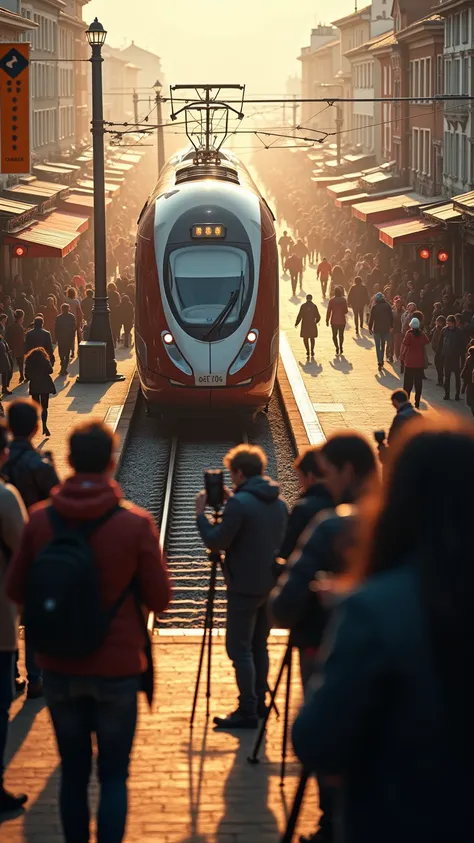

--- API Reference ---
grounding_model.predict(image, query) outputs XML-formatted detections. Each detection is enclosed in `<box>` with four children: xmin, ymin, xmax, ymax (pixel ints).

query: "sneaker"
<box><xmin>335</xmin><ymin>346</ymin><xmax>339</xmax><ymax>355</ymax></box>
<box><xmin>213</xmin><ymin>709</ymin><xmax>258</xmax><ymax>730</ymax></box>
<box><xmin>26</xmin><ymin>679</ymin><xmax>44</xmax><ymax>700</ymax></box>
<box><xmin>15</xmin><ymin>678</ymin><xmax>26</xmax><ymax>696</ymax></box>
<box><xmin>415</xmin><ymin>402</ymin><xmax>420</xmax><ymax>409</ymax></box>
<box><xmin>443</xmin><ymin>395</ymin><xmax>450</xmax><ymax>401</ymax></box>
<box><xmin>0</xmin><ymin>787</ymin><xmax>28</xmax><ymax>814</ymax></box>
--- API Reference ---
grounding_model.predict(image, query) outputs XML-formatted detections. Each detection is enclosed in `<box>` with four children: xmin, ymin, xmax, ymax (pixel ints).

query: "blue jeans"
<box><xmin>225</xmin><ymin>593</ymin><xmax>270</xmax><ymax>715</ymax></box>
<box><xmin>374</xmin><ymin>332</ymin><xmax>389</xmax><ymax>366</ymax></box>
<box><xmin>44</xmin><ymin>673</ymin><xmax>140</xmax><ymax>843</ymax></box>
<box><xmin>0</xmin><ymin>651</ymin><xmax>15</xmax><ymax>784</ymax></box>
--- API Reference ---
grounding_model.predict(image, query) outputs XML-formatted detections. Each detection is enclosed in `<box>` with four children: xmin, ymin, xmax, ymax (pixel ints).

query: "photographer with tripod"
<box><xmin>195</xmin><ymin>444</ymin><xmax>287</xmax><ymax>730</ymax></box>
<box><xmin>270</xmin><ymin>432</ymin><xmax>376</xmax><ymax>843</ymax></box>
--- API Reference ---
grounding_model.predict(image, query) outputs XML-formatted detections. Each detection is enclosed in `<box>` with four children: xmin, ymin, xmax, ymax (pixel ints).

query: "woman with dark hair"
<box><xmin>24</xmin><ymin>348</ymin><xmax>56</xmax><ymax>437</ymax></box>
<box><xmin>292</xmin><ymin>416</ymin><xmax>474</xmax><ymax>843</ymax></box>
<box><xmin>330</xmin><ymin>263</ymin><xmax>345</xmax><ymax>296</ymax></box>
<box><xmin>326</xmin><ymin>286</ymin><xmax>348</xmax><ymax>355</ymax></box>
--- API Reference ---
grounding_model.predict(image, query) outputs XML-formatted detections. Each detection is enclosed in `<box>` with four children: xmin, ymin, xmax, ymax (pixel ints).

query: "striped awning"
<box><xmin>5</xmin><ymin>210</ymin><xmax>89</xmax><ymax>258</ymax></box>
<box><xmin>376</xmin><ymin>217</ymin><xmax>441</xmax><ymax>248</ymax></box>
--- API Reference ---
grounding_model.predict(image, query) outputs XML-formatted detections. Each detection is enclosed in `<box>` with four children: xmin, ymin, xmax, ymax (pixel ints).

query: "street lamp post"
<box><xmin>154</xmin><ymin>79</ymin><xmax>165</xmax><ymax>174</ymax></box>
<box><xmin>85</xmin><ymin>18</ymin><xmax>122</xmax><ymax>381</ymax></box>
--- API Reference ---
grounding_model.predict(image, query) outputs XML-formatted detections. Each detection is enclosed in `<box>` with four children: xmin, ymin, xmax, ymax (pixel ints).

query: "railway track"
<box><xmin>117</xmin><ymin>390</ymin><xmax>299</xmax><ymax>629</ymax></box>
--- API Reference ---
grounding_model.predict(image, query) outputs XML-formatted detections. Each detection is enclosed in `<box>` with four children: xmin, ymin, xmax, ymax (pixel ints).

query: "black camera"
<box><xmin>374</xmin><ymin>430</ymin><xmax>386</xmax><ymax>445</ymax></box>
<box><xmin>204</xmin><ymin>469</ymin><xmax>224</xmax><ymax>511</ymax></box>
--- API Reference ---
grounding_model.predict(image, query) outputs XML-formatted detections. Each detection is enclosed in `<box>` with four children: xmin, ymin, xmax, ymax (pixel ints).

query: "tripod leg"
<box><xmin>280</xmin><ymin>646</ymin><xmax>293</xmax><ymax>787</ymax></box>
<box><xmin>190</xmin><ymin>615</ymin><xmax>209</xmax><ymax>728</ymax></box>
<box><xmin>206</xmin><ymin>562</ymin><xmax>217</xmax><ymax>718</ymax></box>
<box><xmin>280</xmin><ymin>771</ymin><xmax>309</xmax><ymax>843</ymax></box>
<box><xmin>248</xmin><ymin>644</ymin><xmax>290</xmax><ymax>765</ymax></box>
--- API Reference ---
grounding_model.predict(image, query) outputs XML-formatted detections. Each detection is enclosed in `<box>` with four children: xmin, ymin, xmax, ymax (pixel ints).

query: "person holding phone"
<box><xmin>195</xmin><ymin>444</ymin><xmax>288</xmax><ymax>729</ymax></box>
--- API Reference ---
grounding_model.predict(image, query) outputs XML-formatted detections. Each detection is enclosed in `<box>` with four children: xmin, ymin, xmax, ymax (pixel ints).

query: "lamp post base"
<box><xmin>77</xmin><ymin>304</ymin><xmax>125</xmax><ymax>383</ymax></box>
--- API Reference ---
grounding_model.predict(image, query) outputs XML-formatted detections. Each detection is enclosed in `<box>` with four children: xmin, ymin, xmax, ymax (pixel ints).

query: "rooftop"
<box><xmin>345</xmin><ymin>29</ymin><xmax>397</xmax><ymax>58</ymax></box>
<box><xmin>332</xmin><ymin>4</ymin><xmax>371</xmax><ymax>28</ymax></box>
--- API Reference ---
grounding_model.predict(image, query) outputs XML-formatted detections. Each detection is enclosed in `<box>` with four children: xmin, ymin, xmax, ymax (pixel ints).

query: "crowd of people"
<box><xmin>257</xmin><ymin>149</ymin><xmax>474</xmax><ymax>415</ymax></box>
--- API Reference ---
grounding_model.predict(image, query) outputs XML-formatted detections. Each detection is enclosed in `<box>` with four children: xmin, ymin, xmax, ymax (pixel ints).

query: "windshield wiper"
<box><xmin>201</xmin><ymin>272</ymin><xmax>243</xmax><ymax>341</ymax></box>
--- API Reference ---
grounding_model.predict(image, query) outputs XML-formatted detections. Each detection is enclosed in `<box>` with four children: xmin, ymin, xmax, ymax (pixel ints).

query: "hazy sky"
<box><xmin>86</xmin><ymin>0</ymin><xmax>356</xmax><ymax>94</ymax></box>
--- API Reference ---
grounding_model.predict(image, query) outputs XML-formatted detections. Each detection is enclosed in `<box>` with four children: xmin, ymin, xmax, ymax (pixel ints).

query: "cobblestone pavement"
<box><xmin>2</xmin><ymin>345</ymin><xmax>137</xmax><ymax>478</ymax></box>
<box><xmin>279</xmin><ymin>251</ymin><xmax>473</xmax><ymax>442</ymax></box>
<box><xmin>4</xmin><ymin>639</ymin><xmax>317</xmax><ymax>843</ymax></box>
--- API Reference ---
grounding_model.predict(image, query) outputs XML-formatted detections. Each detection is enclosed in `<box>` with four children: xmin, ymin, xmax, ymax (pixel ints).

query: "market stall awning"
<box><xmin>453</xmin><ymin>189</ymin><xmax>474</xmax><ymax>214</ymax></box>
<box><xmin>105</xmin><ymin>161</ymin><xmax>134</xmax><ymax>173</ymax></box>
<box><xmin>311</xmin><ymin>175</ymin><xmax>347</xmax><ymax>188</ymax></box>
<box><xmin>327</xmin><ymin>179</ymin><xmax>360</xmax><ymax>199</ymax></box>
<box><xmin>359</xmin><ymin>171</ymin><xmax>394</xmax><ymax>190</ymax></box>
<box><xmin>376</xmin><ymin>217</ymin><xmax>440</xmax><ymax>249</ymax></box>
<box><xmin>3</xmin><ymin>181</ymin><xmax>69</xmax><ymax>203</ymax></box>
<box><xmin>60</xmin><ymin>191</ymin><xmax>113</xmax><ymax>215</ymax></box>
<box><xmin>33</xmin><ymin>163</ymin><xmax>74</xmax><ymax>181</ymax></box>
<box><xmin>47</xmin><ymin>161</ymin><xmax>82</xmax><ymax>174</ymax></box>
<box><xmin>4</xmin><ymin>210</ymin><xmax>89</xmax><ymax>258</ymax></box>
<box><xmin>76</xmin><ymin>179</ymin><xmax>120</xmax><ymax>195</ymax></box>
<box><xmin>352</xmin><ymin>192</ymin><xmax>421</xmax><ymax>223</ymax></box>
<box><xmin>336</xmin><ymin>191</ymin><xmax>369</xmax><ymax>207</ymax></box>
<box><xmin>0</xmin><ymin>198</ymin><xmax>36</xmax><ymax>233</ymax></box>
<box><xmin>343</xmin><ymin>152</ymin><xmax>376</xmax><ymax>167</ymax></box>
<box><xmin>422</xmin><ymin>202</ymin><xmax>461</xmax><ymax>224</ymax></box>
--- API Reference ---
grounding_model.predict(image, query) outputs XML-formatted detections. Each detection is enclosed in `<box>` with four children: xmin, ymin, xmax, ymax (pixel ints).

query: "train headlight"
<box><xmin>161</xmin><ymin>331</ymin><xmax>193</xmax><ymax>376</ymax></box>
<box><xmin>229</xmin><ymin>329</ymin><xmax>259</xmax><ymax>376</ymax></box>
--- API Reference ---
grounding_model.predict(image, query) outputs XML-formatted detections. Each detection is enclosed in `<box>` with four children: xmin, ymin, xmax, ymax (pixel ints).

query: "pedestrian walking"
<box><xmin>24</xmin><ymin>348</ymin><xmax>56</xmax><ymax>437</ymax></box>
<box><xmin>390</xmin><ymin>297</ymin><xmax>405</xmax><ymax>362</ymax></box>
<box><xmin>6</xmin><ymin>310</ymin><xmax>25</xmax><ymax>383</ymax></box>
<box><xmin>442</xmin><ymin>315</ymin><xmax>466</xmax><ymax>401</ymax></box>
<box><xmin>292</xmin><ymin>417</ymin><xmax>474</xmax><ymax>843</ymax></box>
<box><xmin>286</xmin><ymin>253</ymin><xmax>303</xmax><ymax>297</ymax></box>
<box><xmin>369</xmin><ymin>292</ymin><xmax>394</xmax><ymax>371</ymax></box>
<box><xmin>24</xmin><ymin>316</ymin><xmax>54</xmax><ymax>365</ymax></box>
<box><xmin>81</xmin><ymin>288</ymin><xmax>94</xmax><ymax>326</ymax></box>
<box><xmin>55</xmin><ymin>304</ymin><xmax>76</xmax><ymax>376</ymax></box>
<box><xmin>430</xmin><ymin>315</ymin><xmax>447</xmax><ymax>386</ymax></box>
<box><xmin>108</xmin><ymin>282</ymin><xmax>122</xmax><ymax>346</ymax></box>
<box><xmin>196</xmin><ymin>444</ymin><xmax>288</xmax><ymax>729</ymax></box>
<box><xmin>0</xmin><ymin>337</ymin><xmax>12</xmax><ymax>398</ymax></box>
<box><xmin>307</xmin><ymin>227</ymin><xmax>318</xmax><ymax>264</ymax></box>
<box><xmin>42</xmin><ymin>296</ymin><xmax>58</xmax><ymax>342</ymax></box>
<box><xmin>317</xmin><ymin>257</ymin><xmax>332</xmax><ymax>299</ymax></box>
<box><xmin>0</xmin><ymin>421</ymin><xmax>28</xmax><ymax>815</ymax></box>
<box><xmin>347</xmin><ymin>276</ymin><xmax>369</xmax><ymax>336</ymax></box>
<box><xmin>66</xmin><ymin>288</ymin><xmax>83</xmax><ymax>355</ymax></box>
<box><xmin>295</xmin><ymin>294</ymin><xmax>321</xmax><ymax>359</ymax></box>
<box><xmin>278</xmin><ymin>445</ymin><xmax>333</xmax><ymax>563</ymax></box>
<box><xmin>17</xmin><ymin>293</ymin><xmax>34</xmax><ymax>329</ymax></box>
<box><xmin>119</xmin><ymin>295</ymin><xmax>135</xmax><ymax>348</ymax></box>
<box><xmin>326</xmin><ymin>286</ymin><xmax>348</xmax><ymax>356</ymax></box>
<box><xmin>400</xmin><ymin>318</ymin><xmax>430</xmax><ymax>409</ymax></box>
<box><xmin>279</xmin><ymin>230</ymin><xmax>293</xmax><ymax>265</ymax></box>
<box><xmin>294</xmin><ymin>238</ymin><xmax>309</xmax><ymax>274</ymax></box>
<box><xmin>6</xmin><ymin>420</ymin><xmax>171</xmax><ymax>843</ymax></box>
<box><xmin>461</xmin><ymin>344</ymin><xmax>474</xmax><ymax>415</ymax></box>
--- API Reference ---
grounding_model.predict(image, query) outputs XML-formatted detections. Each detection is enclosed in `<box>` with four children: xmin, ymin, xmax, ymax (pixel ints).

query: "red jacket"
<box><xmin>317</xmin><ymin>260</ymin><xmax>332</xmax><ymax>281</ymax></box>
<box><xmin>326</xmin><ymin>296</ymin><xmax>348</xmax><ymax>327</ymax></box>
<box><xmin>6</xmin><ymin>475</ymin><xmax>171</xmax><ymax>677</ymax></box>
<box><xmin>400</xmin><ymin>330</ymin><xmax>429</xmax><ymax>368</ymax></box>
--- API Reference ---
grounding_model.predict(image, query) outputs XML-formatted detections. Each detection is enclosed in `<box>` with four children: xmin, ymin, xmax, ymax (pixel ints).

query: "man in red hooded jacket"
<box><xmin>6</xmin><ymin>420</ymin><xmax>171</xmax><ymax>843</ymax></box>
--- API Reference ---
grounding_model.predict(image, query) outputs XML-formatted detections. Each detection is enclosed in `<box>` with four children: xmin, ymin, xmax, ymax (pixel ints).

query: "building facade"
<box><xmin>332</xmin><ymin>6</ymin><xmax>372</xmax><ymax>146</ymax></box>
<box><xmin>119</xmin><ymin>40</ymin><xmax>163</xmax><ymax>90</ymax></box>
<box><xmin>298</xmin><ymin>26</ymin><xmax>338</xmax><ymax>128</ymax></box>
<box><xmin>437</xmin><ymin>0</ymin><xmax>474</xmax><ymax>196</ymax></box>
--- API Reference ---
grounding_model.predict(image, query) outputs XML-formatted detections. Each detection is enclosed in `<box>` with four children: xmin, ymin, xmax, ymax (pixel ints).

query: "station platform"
<box><xmin>278</xmin><ymin>257</ymin><xmax>473</xmax><ymax>445</ymax></box>
<box><xmin>5</xmin><ymin>640</ymin><xmax>316</xmax><ymax>843</ymax></box>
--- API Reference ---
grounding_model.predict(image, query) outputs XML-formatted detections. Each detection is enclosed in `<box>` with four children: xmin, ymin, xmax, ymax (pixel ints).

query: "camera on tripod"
<box><xmin>204</xmin><ymin>469</ymin><xmax>224</xmax><ymax>512</ymax></box>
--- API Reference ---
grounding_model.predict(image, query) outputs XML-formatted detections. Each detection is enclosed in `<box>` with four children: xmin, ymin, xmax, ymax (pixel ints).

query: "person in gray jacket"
<box><xmin>196</xmin><ymin>444</ymin><xmax>288</xmax><ymax>729</ymax></box>
<box><xmin>0</xmin><ymin>421</ymin><xmax>28</xmax><ymax>814</ymax></box>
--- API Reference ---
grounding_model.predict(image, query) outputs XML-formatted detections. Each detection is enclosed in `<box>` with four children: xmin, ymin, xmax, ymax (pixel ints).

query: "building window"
<box><xmin>412</xmin><ymin>128</ymin><xmax>419</xmax><ymax>172</ymax></box>
<box><xmin>462</xmin><ymin>134</ymin><xmax>468</xmax><ymax>183</ymax></box>
<box><xmin>453</xmin><ymin>13</ymin><xmax>460</xmax><ymax>45</ymax></box>
<box><xmin>436</xmin><ymin>54</ymin><xmax>443</xmax><ymax>96</ymax></box>
<box><xmin>461</xmin><ymin>9</ymin><xmax>469</xmax><ymax>43</ymax></box>
<box><xmin>422</xmin><ymin>129</ymin><xmax>431</xmax><ymax>176</ymax></box>
<box><xmin>445</xmin><ymin>59</ymin><xmax>452</xmax><ymax>95</ymax></box>
<box><xmin>445</xmin><ymin>17</ymin><xmax>451</xmax><ymax>48</ymax></box>
<box><xmin>462</xmin><ymin>57</ymin><xmax>469</xmax><ymax>95</ymax></box>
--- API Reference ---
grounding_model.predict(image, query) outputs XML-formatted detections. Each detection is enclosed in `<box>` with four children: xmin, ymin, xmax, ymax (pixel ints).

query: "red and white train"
<box><xmin>135</xmin><ymin>149</ymin><xmax>279</xmax><ymax>414</ymax></box>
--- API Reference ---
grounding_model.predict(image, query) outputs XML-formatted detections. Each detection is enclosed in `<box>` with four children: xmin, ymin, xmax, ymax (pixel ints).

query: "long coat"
<box><xmin>25</xmin><ymin>351</ymin><xmax>56</xmax><ymax>396</ymax></box>
<box><xmin>5</xmin><ymin>321</ymin><xmax>25</xmax><ymax>358</ymax></box>
<box><xmin>24</xmin><ymin>326</ymin><xmax>54</xmax><ymax>365</ymax></box>
<box><xmin>295</xmin><ymin>301</ymin><xmax>321</xmax><ymax>339</ymax></box>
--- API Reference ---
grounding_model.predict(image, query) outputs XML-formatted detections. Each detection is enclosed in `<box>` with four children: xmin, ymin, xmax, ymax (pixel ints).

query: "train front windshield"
<box><xmin>167</xmin><ymin>245</ymin><xmax>253</xmax><ymax>341</ymax></box>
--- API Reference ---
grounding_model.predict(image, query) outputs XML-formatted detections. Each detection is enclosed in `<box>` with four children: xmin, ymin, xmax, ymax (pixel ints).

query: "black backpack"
<box><xmin>24</xmin><ymin>504</ymin><xmax>129</xmax><ymax>660</ymax></box>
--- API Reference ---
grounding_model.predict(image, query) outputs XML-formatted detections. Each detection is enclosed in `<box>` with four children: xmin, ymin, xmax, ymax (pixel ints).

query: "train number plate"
<box><xmin>195</xmin><ymin>374</ymin><xmax>226</xmax><ymax>386</ymax></box>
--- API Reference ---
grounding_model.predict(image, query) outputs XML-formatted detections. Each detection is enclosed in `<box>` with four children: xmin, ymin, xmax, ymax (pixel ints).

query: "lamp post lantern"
<box><xmin>154</xmin><ymin>79</ymin><xmax>165</xmax><ymax>175</ymax></box>
<box><xmin>84</xmin><ymin>18</ymin><xmax>123</xmax><ymax>381</ymax></box>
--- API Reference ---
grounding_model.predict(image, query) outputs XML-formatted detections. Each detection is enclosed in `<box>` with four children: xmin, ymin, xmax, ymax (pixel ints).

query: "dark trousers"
<box><xmin>434</xmin><ymin>351</ymin><xmax>444</xmax><ymax>384</ymax></box>
<box><xmin>225</xmin><ymin>592</ymin><xmax>270</xmax><ymax>716</ymax></box>
<box><xmin>16</xmin><ymin>356</ymin><xmax>24</xmax><ymax>379</ymax></box>
<box><xmin>290</xmin><ymin>273</ymin><xmax>298</xmax><ymax>296</ymax></box>
<box><xmin>331</xmin><ymin>325</ymin><xmax>344</xmax><ymax>351</ymax></box>
<box><xmin>1</xmin><ymin>373</ymin><xmax>9</xmax><ymax>391</ymax></box>
<box><xmin>44</xmin><ymin>673</ymin><xmax>139</xmax><ymax>843</ymax></box>
<box><xmin>374</xmin><ymin>332</ymin><xmax>389</xmax><ymax>367</ymax></box>
<box><xmin>0</xmin><ymin>651</ymin><xmax>14</xmax><ymax>786</ymax></box>
<box><xmin>58</xmin><ymin>343</ymin><xmax>73</xmax><ymax>373</ymax></box>
<box><xmin>31</xmin><ymin>393</ymin><xmax>50</xmax><ymax>430</ymax></box>
<box><xmin>352</xmin><ymin>307</ymin><xmax>365</xmax><ymax>333</ymax></box>
<box><xmin>403</xmin><ymin>366</ymin><xmax>424</xmax><ymax>406</ymax></box>
<box><xmin>444</xmin><ymin>361</ymin><xmax>461</xmax><ymax>397</ymax></box>
<box><xmin>303</xmin><ymin>337</ymin><xmax>315</xmax><ymax>356</ymax></box>
<box><xmin>320</xmin><ymin>277</ymin><xmax>328</xmax><ymax>297</ymax></box>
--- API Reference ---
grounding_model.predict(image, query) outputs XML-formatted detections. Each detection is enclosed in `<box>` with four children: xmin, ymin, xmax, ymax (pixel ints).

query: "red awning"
<box><xmin>5</xmin><ymin>210</ymin><xmax>89</xmax><ymax>258</ymax></box>
<box><xmin>352</xmin><ymin>192</ymin><xmax>421</xmax><ymax>223</ymax></box>
<box><xmin>376</xmin><ymin>217</ymin><xmax>441</xmax><ymax>248</ymax></box>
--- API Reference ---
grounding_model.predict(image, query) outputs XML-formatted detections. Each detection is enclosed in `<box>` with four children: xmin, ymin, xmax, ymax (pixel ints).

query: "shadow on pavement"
<box><xmin>299</xmin><ymin>360</ymin><xmax>323</xmax><ymax>377</ymax></box>
<box><xmin>23</xmin><ymin>767</ymin><xmax>62</xmax><ymax>842</ymax></box>
<box><xmin>352</xmin><ymin>334</ymin><xmax>373</xmax><ymax>349</ymax></box>
<box><xmin>5</xmin><ymin>697</ymin><xmax>46</xmax><ymax>770</ymax></box>
<box><xmin>330</xmin><ymin>356</ymin><xmax>353</xmax><ymax>373</ymax></box>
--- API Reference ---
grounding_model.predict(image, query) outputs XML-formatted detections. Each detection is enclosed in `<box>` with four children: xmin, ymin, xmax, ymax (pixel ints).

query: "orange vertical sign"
<box><xmin>0</xmin><ymin>42</ymin><xmax>30</xmax><ymax>175</ymax></box>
